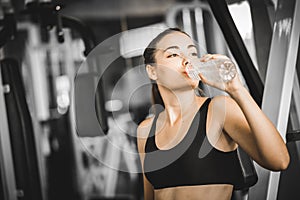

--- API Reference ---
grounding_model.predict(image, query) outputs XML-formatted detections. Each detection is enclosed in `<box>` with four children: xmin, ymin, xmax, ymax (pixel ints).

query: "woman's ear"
<box><xmin>146</xmin><ymin>64</ymin><xmax>157</xmax><ymax>80</ymax></box>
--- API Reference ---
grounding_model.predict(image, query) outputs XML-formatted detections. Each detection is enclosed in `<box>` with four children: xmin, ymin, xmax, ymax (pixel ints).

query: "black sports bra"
<box><xmin>143</xmin><ymin>98</ymin><xmax>244</xmax><ymax>190</ymax></box>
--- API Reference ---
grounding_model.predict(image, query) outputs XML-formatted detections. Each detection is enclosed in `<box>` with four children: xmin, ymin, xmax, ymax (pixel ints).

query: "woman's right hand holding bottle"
<box><xmin>195</xmin><ymin>54</ymin><xmax>243</xmax><ymax>94</ymax></box>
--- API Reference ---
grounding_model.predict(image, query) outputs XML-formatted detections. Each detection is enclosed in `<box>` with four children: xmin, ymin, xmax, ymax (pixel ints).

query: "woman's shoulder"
<box><xmin>209</xmin><ymin>95</ymin><xmax>236</xmax><ymax>109</ymax></box>
<box><xmin>138</xmin><ymin>115</ymin><xmax>155</xmax><ymax>132</ymax></box>
<box><xmin>206</xmin><ymin>95</ymin><xmax>238</xmax><ymax>122</ymax></box>
<box><xmin>136</xmin><ymin>115</ymin><xmax>155</xmax><ymax>152</ymax></box>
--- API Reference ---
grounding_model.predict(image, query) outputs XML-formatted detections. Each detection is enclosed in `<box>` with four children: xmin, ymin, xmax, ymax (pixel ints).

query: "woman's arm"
<box><xmin>222</xmin><ymin>89</ymin><xmax>289</xmax><ymax>171</ymax></box>
<box><xmin>199</xmin><ymin>54</ymin><xmax>290</xmax><ymax>171</ymax></box>
<box><xmin>137</xmin><ymin>119</ymin><xmax>155</xmax><ymax>200</ymax></box>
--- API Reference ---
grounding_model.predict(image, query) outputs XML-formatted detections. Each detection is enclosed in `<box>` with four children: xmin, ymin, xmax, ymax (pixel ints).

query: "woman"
<box><xmin>136</xmin><ymin>28</ymin><xmax>289</xmax><ymax>200</ymax></box>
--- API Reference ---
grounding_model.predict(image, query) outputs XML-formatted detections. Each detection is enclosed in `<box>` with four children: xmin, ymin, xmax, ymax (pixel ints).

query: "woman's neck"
<box><xmin>158</xmin><ymin>86</ymin><xmax>199</xmax><ymax>125</ymax></box>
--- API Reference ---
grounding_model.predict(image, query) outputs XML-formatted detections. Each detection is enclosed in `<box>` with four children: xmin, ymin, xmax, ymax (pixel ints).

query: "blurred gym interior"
<box><xmin>0</xmin><ymin>0</ymin><xmax>299</xmax><ymax>200</ymax></box>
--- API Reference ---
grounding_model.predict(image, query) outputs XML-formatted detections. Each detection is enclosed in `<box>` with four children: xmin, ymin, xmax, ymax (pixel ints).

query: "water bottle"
<box><xmin>185</xmin><ymin>58</ymin><xmax>237</xmax><ymax>83</ymax></box>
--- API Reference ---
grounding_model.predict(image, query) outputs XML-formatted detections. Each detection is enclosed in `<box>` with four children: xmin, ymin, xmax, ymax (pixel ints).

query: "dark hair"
<box><xmin>143</xmin><ymin>28</ymin><xmax>191</xmax><ymax>108</ymax></box>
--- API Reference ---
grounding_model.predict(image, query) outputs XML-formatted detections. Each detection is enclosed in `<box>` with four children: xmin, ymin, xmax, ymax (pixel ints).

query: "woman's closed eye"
<box><xmin>167</xmin><ymin>53</ymin><xmax>179</xmax><ymax>58</ymax></box>
<box><xmin>166</xmin><ymin>51</ymin><xmax>197</xmax><ymax>58</ymax></box>
<box><xmin>190</xmin><ymin>52</ymin><xmax>198</xmax><ymax>57</ymax></box>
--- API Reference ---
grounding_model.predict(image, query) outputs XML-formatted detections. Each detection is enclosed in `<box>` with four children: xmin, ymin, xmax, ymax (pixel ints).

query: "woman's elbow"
<box><xmin>278</xmin><ymin>154</ymin><xmax>290</xmax><ymax>170</ymax></box>
<box><xmin>270</xmin><ymin>153</ymin><xmax>290</xmax><ymax>171</ymax></box>
<box><xmin>259</xmin><ymin>150</ymin><xmax>290</xmax><ymax>171</ymax></box>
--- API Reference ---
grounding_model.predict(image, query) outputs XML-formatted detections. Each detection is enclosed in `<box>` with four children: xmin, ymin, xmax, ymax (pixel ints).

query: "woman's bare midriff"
<box><xmin>154</xmin><ymin>184</ymin><xmax>234</xmax><ymax>200</ymax></box>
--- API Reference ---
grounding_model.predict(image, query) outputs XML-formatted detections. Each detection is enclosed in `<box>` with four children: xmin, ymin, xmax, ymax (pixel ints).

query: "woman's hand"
<box><xmin>198</xmin><ymin>54</ymin><xmax>244</xmax><ymax>95</ymax></box>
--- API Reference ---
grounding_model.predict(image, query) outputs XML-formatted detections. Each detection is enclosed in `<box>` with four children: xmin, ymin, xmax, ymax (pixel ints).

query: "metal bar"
<box><xmin>17</xmin><ymin>22</ymin><xmax>48</xmax><ymax>200</ymax></box>
<box><xmin>165</xmin><ymin>2</ymin><xmax>210</xmax><ymax>28</ymax></box>
<box><xmin>194</xmin><ymin>7</ymin><xmax>207</xmax><ymax>56</ymax></box>
<box><xmin>182</xmin><ymin>8</ymin><xmax>194</xmax><ymax>39</ymax></box>
<box><xmin>0</xmin><ymin>65</ymin><xmax>17</xmax><ymax>200</ymax></box>
<box><xmin>1</xmin><ymin>58</ymin><xmax>44</xmax><ymax>200</ymax></box>
<box><xmin>23</xmin><ymin>23</ymin><xmax>50</xmax><ymax>121</ymax></box>
<box><xmin>249</xmin><ymin>0</ymin><xmax>300</xmax><ymax>199</ymax></box>
<box><xmin>63</xmin><ymin>28</ymin><xmax>86</xmax><ymax>198</ymax></box>
<box><xmin>104</xmin><ymin>135</ymin><xmax>121</xmax><ymax>197</ymax></box>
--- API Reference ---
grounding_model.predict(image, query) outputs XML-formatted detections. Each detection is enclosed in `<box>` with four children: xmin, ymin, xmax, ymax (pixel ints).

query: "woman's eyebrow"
<box><xmin>163</xmin><ymin>46</ymin><xmax>179</xmax><ymax>52</ymax></box>
<box><xmin>188</xmin><ymin>44</ymin><xmax>197</xmax><ymax>49</ymax></box>
<box><xmin>163</xmin><ymin>44</ymin><xmax>197</xmax><ymax>52</ymax></box>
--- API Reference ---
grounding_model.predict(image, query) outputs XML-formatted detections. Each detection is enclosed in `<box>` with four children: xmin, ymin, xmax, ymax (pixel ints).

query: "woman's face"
<box><xmin>151</xmin><ymin>31</ymin><xmax>199</xmax><ymax>90</ymax></box>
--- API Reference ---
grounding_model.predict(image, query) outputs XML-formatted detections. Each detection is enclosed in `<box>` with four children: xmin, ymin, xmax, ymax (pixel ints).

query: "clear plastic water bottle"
<box><xmin>185</xmin><ymin>58</ymin><xmax>237</xmax><ymax>83</ymax></box>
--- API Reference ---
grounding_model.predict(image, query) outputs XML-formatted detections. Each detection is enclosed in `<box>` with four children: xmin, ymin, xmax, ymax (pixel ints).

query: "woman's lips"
<box><xmin>183</xmin><ymin>71</ymin><xmax>190</xmax><ymax>77</ymax></box>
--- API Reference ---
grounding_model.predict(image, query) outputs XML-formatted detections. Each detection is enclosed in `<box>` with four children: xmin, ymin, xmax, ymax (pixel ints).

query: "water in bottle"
<box><xmin>185</xmin><ymin>58</ymin><xmax>237</xmax><ymax>83</ymax></box>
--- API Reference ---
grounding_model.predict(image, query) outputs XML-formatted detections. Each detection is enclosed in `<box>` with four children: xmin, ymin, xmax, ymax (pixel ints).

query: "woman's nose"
<box><xmin>182</xmin><ymin>56</ymin><xmax>190</xmax><ymax>67</ymax></box>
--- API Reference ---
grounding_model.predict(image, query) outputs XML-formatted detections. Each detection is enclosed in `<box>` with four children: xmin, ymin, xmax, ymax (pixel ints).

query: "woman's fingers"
<box><xmin>198</xmin><ymin>53</ymin><xmax>240</xmax><ymax>92</ymax></box>
<box><xmin>200</xmin><ymin>54</ymin><xmax>230</xmax><ymax>62</ymax></box>
<box><xmin>200</xmin><ymin>54</ymin><xmax>213</xmax><ymax>62</ymax></box>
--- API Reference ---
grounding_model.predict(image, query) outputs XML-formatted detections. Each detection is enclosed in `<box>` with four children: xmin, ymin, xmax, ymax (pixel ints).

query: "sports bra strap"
<box><xmin>145</xmin><ymin>98</ymin><xmax>211</xmax><ymax>153</ymax></box>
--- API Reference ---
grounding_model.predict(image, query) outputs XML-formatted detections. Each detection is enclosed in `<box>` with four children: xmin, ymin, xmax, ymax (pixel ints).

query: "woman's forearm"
<box><xmin>229</xmin><ymin>86</ymin><xmax>290</xmax><ymax>170</ymax></box>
